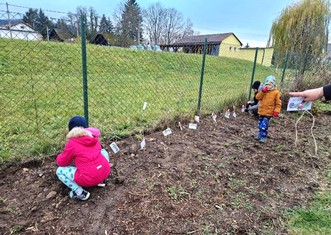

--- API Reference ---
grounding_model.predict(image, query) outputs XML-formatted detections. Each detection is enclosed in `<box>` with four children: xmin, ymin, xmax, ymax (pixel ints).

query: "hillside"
<box><xmin>0</xmin><ymin>38</ymin><xmax>276</xmax><ymax>161</ymax></box>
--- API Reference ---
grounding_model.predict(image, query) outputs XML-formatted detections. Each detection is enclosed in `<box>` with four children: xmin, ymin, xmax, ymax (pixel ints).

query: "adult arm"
<box><xmin>289</xmin><ymin>87</ymin><xmax>324</xmax><ymax>101</ymax></box>
<box><xmin>323</xmin><ymin>84</ymin><xmax>331</xmax><ymax>100</ymax></box>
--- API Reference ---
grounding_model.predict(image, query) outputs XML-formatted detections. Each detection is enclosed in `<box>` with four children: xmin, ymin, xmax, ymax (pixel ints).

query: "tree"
<box><xmin>65</xmin><ymin>12</ymin><xmax>79</xmax><ymax>37</ymax></box>
<box><xmin>163</xmin><ymin>8</ymin><xmax>185</xmax><ymax>45</ymax></box>
<box><xmin>99</xmin><ymin>14</ymin><xmax>114</xmax><ymax>34</ymax></box>
<box><xmin>117</xmin><ymin>0</ymin><xmax>143</xmax><ymax>47</ymax></box>
<box><xmin>177</xmin><ymin>18</ymin><xmax>194</xmax><ymax>42</ymax></box>
<box><xmin>22</xmin><ymin>8</ymin><xmax>38</xmax><ymax>28</ymax></box>
<box><xmin>143</xmin><ymin>2</ymin><xmax>167</xmax><ymax>45</ymax></box>
<box><xmin>88</xmin><ymin>7</ymin><xmax>99</xmax><ymax>38</ymax></box>
<box><xmin>55</xmin><ymin>18</ymin><xmax>70</xmax><ymax>31</ymax></box>
<box><xmin>268</xmin><ymin>0</ymin><xmax>330</xmax><ymax>75</ymax></box>
<box><xmin>143</xmin><ymin>2</ymin><xmax>194</xmax><ymax>45</ymax></box>
<box><xmin>23</xmin><ymin>8</ymin><xmax>53</xmax><ymax>39</ymax></box>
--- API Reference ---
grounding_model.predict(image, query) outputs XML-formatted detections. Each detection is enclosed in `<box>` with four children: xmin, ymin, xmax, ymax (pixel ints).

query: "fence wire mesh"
<box><xmin>1</xmin><ymin>5</ymin><xmax>292</xmax><ymax>161</ymax></box>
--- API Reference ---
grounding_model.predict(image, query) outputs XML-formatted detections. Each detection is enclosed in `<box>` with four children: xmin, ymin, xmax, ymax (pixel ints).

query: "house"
<box><xmin>163</xmin><ymin>32</ymin><xmax>274</xmax><ymax>66</ymax></box>
<box><xmin>239</xmin><ymin>47</ymin><xmax>274</xmax><ymax>67</ymax></box>
<box><xmin>91</xmin><ymin>34</ymin><xmax>110</xmax><ymax>46</ymax></box>
<box><xmin>0</xmin><ymin>22</ymin><xmax>42</xmax><ymax>41</ymax></box>
<box><xmin>49</xmin><ymin>28</ymin><xmax>75</xmax><ymax>42</ymax></box>
<box><xmin>165</xmin><ymin>33</ymin><xmax>242</xmax><ymax>56</ymax></box>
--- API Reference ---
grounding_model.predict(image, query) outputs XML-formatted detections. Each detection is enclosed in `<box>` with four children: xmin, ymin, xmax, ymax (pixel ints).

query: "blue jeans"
<box><xmin>258</xmin><ymin>116</ymin><xmax>271</xmax><ymax>138</ymax></box>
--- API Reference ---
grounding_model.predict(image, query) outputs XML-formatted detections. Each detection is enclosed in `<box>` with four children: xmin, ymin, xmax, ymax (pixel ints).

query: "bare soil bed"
<box><xmin>1</xmin><ymin>111</ymin><xmax>331</xmax><ymax>235</ymax></box>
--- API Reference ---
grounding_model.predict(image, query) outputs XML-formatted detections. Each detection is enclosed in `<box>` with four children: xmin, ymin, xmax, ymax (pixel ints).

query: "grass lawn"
<box><xmin>0</xmin><ymin>38</ymin><xmax>274</xmax><ymax>161</ymax></box>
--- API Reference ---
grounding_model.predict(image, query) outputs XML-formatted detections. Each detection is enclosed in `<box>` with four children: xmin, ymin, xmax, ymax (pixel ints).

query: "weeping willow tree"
<box><xmin>268</xmin><ymin>0</ymin><xmax>331</xmax><ymax>77</ymax></box>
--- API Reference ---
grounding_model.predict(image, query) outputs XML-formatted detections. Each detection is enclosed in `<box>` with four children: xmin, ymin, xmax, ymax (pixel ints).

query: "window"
<box><xmin>229</xmin><ymin>46</ymin><xmax>232</xmax><ymax>51</ymax></box>
<box><xmin>20</xmin><ymin>25</ymin><xmax>25</xmax><ymax>29</ymax></box>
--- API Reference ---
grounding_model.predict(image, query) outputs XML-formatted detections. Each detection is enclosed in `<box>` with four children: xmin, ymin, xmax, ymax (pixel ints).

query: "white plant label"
<box><xmin>163</xmin><ymin>128</ymin><xmax>172</xmax><ymax>136</ymax></box>
<box><xmin>225</xmin><ymin>109</ymin><xmax>230</xmax><ymax>119</ymax></box>
<box><xmin>211</xmin><ymin>112</ymin><xmax>217</xmax><ymax>122</ymax></box>
<box><xmin>142</xmin><ymin>102</ymin><xmax>148</xmax><ymax>110</ymax></box>
<box><xmin>233</xmin><ymin>111</ymin><xmax>237</xmax><ymax>118</ymax></box>
<box><xmin>110</xmin><ymin>142</ymin><xmax>120</xmax><ymax>154</ymax></box>
<box><xmin>178</xmin><ymin>122</ymin><xmax>183</xmax><ymax>130</ymax></box>
<box><xmin>140</xmin><ymin>138</ymin><xmax>146</xmax><ymax>150</ymax></box>
<box><xmin>194</xmin><ymin>115</ymin><xmax>200</xmax><ymax>123</ymax></box>
<box><xmin>188</xmin><ymin>123</ymin><xmax>197</xmax><ymax>129</ymax></box>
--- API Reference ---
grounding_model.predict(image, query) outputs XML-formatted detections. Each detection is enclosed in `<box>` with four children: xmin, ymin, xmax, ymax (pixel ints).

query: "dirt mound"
<box><xmin>1</xmin><ymin>111</ymin><xmax>330</xmax><ymax>234</ymax></box>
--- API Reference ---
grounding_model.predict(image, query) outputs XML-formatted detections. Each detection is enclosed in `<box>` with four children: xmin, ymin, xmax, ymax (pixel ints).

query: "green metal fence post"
<box><xmin>81</xmin><ymin>15</ymin><xmax>89</xmax><ymax>126</ymax></box>
<box><xmin>248</xmin><ymin>47</ymin><xmax>259</xmax><ymax>100</ymax></box>
<box><xmin>281</xmin><ymin>51</ymin><xmax>289</xmax><ymax>84</ymax></box>
<box><xmin>196</xmin><ymin>38</ymin><xmax>207</xmax><ymax>115</ymax></box>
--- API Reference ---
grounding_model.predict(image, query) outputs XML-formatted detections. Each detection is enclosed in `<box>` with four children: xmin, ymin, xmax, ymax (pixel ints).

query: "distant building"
<box><xmin>0</xmin><ymin>22</ymin><xmax>42</xmax><ymax>41</ymax></box>
<box><xmin>49</xmin><ymin>28</ymin><xmax>75</xmax><ymax>42</ymax></box>
<box><xmin>165</xmin><ymin>33</ymin><xmax>242</xmax><ymax>56</ymax></box>
<box><xmin>91</xmin><ymin>34</ymin><xmax>110</xmax><ymax>46</ymax></box>
<box><xmin>162</xmin><ymin>32</ymin><xmax>274</xmax><ymax>66</ymax></box>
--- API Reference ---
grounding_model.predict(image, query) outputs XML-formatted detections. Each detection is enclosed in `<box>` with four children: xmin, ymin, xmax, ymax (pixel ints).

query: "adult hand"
<box><xmin>289</xmin><ymin>87</ymin><xmax>323</xmax><ymax>101</ymax></box>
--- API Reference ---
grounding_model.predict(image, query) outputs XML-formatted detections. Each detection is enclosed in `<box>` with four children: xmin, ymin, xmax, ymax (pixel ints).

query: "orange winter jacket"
<box><xmin>255</xmin><ymin>88</ymin><xmax>282</xmax><ymax>117</ymax></box>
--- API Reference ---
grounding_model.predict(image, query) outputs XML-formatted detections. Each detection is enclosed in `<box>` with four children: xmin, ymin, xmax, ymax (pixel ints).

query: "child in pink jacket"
<box><xmin>56</xmin><ymin>116</ymin><xmax>111</xmax><ymax>201</ymax></box>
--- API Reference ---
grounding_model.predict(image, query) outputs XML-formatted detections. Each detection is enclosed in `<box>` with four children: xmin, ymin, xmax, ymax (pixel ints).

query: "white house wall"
<box><xmin>0</xmin><ymin>28</ymin><xmax>42</xmax><ymax>40</ymax></box>
<box><xmin>0</xmin><ymin>23</ymin><xmax>42</xmax><ymax>41</ymax></box>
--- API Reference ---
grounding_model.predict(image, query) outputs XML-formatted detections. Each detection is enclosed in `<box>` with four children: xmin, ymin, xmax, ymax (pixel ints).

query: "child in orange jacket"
<box><xmin>255</xmin><ymin>76</ymin><xmax>282</xmax><ymax>143</ymax></box>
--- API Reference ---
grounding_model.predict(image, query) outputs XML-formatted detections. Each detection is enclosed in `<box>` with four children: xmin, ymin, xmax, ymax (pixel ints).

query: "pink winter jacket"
<box><xmin>56</xmin><ymin>127</ymin><xmax>111</xmax><ymax>187</ymax></box>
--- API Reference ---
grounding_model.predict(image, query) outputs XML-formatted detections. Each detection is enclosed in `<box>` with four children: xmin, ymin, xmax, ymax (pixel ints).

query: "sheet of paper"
<box><xmin>287</xmin><ymin>97</ymin><xmax>312</xmax><ymax>111</ymax></box>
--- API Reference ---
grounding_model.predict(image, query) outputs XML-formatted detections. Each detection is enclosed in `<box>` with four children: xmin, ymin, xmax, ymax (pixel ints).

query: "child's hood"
<box><xmin>85</xmin><ymin>127</ymin><xmax>100</xmax><ymax>138</ymax></box>
<box><xmin>66</xmin><ymin>127</ymin><xmax>98</xmax><ymax>146</ymax></box>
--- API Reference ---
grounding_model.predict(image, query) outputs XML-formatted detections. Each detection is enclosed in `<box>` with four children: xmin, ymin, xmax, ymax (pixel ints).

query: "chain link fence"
<box><xmin>0</xmin><ymin>5</ymin><xmax>297</xmax><ymax>162</ymax></box>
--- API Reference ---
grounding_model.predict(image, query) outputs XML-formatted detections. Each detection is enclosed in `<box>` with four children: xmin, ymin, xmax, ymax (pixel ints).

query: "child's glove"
<box><xmin>273</xmin><ymin>112</ymin><xmax>279</xmax><ymax>117</ymax></box>
<box><xmin>262</xmin><ymin>86</ymin><xmax>269</xmax><ymax>92</ymax></box>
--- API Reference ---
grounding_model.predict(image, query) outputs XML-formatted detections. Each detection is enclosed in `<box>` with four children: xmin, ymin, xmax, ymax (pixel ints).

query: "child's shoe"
<box><xmin>68</xmin><ymin>189</ymin><xmax>90</xmax><ymax>201</ymax></box>
<box><xmin>260</xmin><ymin>137</ymin><xmax>267</xmax><ymax>143</ymax></box>
<box><xmin>97</xmin><ymin>180</ymin><xmax>107</xmax><ymax>188</ymax></box>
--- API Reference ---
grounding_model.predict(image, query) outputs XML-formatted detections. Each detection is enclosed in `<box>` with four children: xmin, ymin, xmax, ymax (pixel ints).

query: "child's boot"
<box><xmin>68</xmin><ymin>189</ymin><xmax>90</xmax><ymax>201</ymax></box>
<box><xmin>260</xmin><ymin>137</ymin><xmax>267</xmax><ymax>143</ymax></box>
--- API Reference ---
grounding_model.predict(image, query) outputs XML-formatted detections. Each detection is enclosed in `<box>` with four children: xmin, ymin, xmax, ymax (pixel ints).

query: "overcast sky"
<box><xmin>1</xmin><ymin>0</ymin><xmax>299</xmax><ymax>47</ymax></box>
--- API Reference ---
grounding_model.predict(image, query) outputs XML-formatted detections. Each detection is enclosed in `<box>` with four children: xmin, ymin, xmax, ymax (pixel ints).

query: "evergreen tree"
<box><xmin>118</xmin><ymin>0</ymin><xmax>143</xmax><ymax>47</ymax></box>
<box><xmin>37</xmin><ymin>9</ymin><xmax>52</xmax><ymax>39</ymax></box>
<box><xmin>99</xmin><ymin>14</ymin><xmax>113</xmax><ymax>33</ymax></box>
<box><xmin>23</xmin><ymin>8</ymin><xmax>52</xmax><ymax>39</ymax></box>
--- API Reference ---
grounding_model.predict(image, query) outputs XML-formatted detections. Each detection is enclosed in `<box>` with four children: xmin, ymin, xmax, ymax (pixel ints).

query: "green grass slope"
<box><xmin>0</xmin><ymin>38</ymin><xmax>274</xmax><ymax>161</ymax></box>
